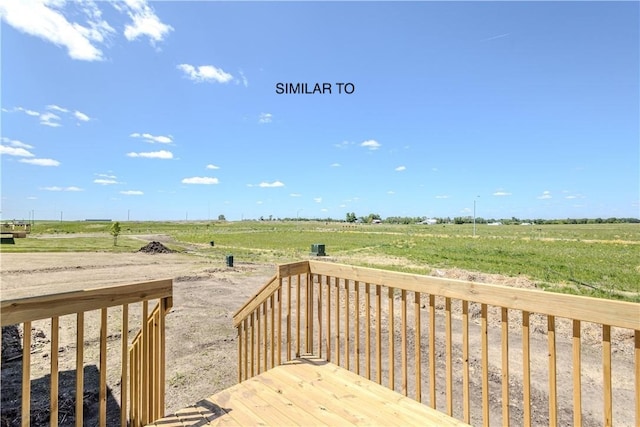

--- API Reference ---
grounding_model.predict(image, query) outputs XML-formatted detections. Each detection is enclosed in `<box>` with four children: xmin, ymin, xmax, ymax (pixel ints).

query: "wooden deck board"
<box><xmin>149</xmin><ymin>357</ymin><xmax>469</xmax><ymax>426</ymax></box>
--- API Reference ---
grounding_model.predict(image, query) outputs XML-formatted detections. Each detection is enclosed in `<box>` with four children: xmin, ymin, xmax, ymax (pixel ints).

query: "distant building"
<box><xmin>488</xmin><ymin>221</ymin><xmax>503</xmax><ymax>226</ymax></box>
<box><xmin>420</xmin><ymin>219</ymin><xmax>437</xmax><ymax>225</ymax></box>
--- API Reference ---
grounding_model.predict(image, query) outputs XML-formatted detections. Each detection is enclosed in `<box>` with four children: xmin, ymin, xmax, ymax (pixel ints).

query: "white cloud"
<box><xmin>6</xmin><ymin>105</ymin><xmax>93</xmax><ymax>126</ymax></box>
<box><xmin>238</xmin><ymin>70</ymin><xmax>249</xmax><ymax>87</ymax></box>
<box><xmin>0</xmin><ymin>145</ymin><xmax>35</xmax><ymax>157</ymax></box>
<box><xmin>0</xmin><ymin>0</ymin><xmax>114</xmax><ymax>61</ymax></box>
<box><xmin>20</xmin><ymin>158</ymin><xmax>60</xmax><ymax>166</ymax></box>
<box><xmin>130</xmin><ymin>132</ymin><xmax>172</xmax><ymax>144</ymax></box>
<box><xmin>1</xmin><ymin>138</ymin><xmax>34</xmax><ymax>149</ymax></box>
<box><xmin>493</xmin><ymin>190</ymin><xmax>512</xmax><ymax>196</ymax></box>
<box><xmin>0</xmin><ymin>1</ymin><xmax>171</xmax><ymax>61</ymax></box>
<box><xmin>41</xmin><ymin>186</ymin><xmax>82</xmax><ymax>191</ymax></box>
<box><xmin>290</xmin><ymin>193</ymin><xmax>302</xmax><ymax>197</ymax></box>
<box><xmin>181</xmin><ymin>177</ymin><xmax>219</xmax><ymax>185</ymax></box>
<box><xmin>74</xmin><ymin>110</ymin><xmax>90</xmax><ymax>122</ymax></box>
<box><xmin>314</xmin><ymin>197</ymin><xmax>322</xmax><ymax>203</ymax></box>
<box><xmin>537</xmin><ymin>191</ymin><xmax>552</xmax><ymax>200</ymax></box>
<box><xmin>334</xmin><ymin>141</ymin><xmax>353</xmax><ymax>149</ymax></box>
<box><xmin>395</xmin><ymin>166</ymin><xmax>406</xmax><ymax>171</ymax></box>
<box><xmin>121</xmin><ymin>0</ymin><xmax>173</xmax><ymax>45</ymax></box>
<box><xmin>96</xmin><ymin>173</ymin><xmax>117</xmax><ymax>179</ymax></box>
<box><xmin>177</xmin><ymin>64</ymin><xmax>233</xmax><ymax>83</ymax></box>
<box><xmin>93</xmin><ymin>178</ymin><xmax>119</xmax><ymax>185</ymax></box>
<box><xmin>330</xmin><ymin>163</ymin><xmax>341</xmax><ymax>167</ymax></box>
<box><xmin>361</xmin><ymin>139</ymin><xmax>381</xmax><ymax>150</ymax></box>
<box><xmin>126</xmin><ymin>150</ymin><xmax>173</xmax><ymax>159</ymax></box>
<box><xmin>435</xmin><ymin>195</ymin><xmax>450</xmax><ymax>199</ymax></box>
<box><xmin>47</xmin><ymin>104</ymin><xmax>68</xmax><ymax>113</ymax></box>
<box><xmin>387</xmin><ymin>191</ymin><xmax>395</xmax><ymax>195</ymax></box>
<box><xmin>258</xmin><ymin>112</ymin><xmax>272</xmax><ymax>124</ymax></box>
<box><xmin>206</xmin><ymin>164</ymin><xmax>220</xmax><ymax>170</ymax></box>
<box><xmin>120</xmin><ymin>190</ymin><xmax>144</xmax><ymax>196</ymax></box>
<box><xmin>3</xmin><ymin>107</ymin><xmax>40</xmax><ymax>117</ymax></box>
<box><xmin>40</xmin><ymin>112</ymin><xmax>61</xmax><ymax>127</ymax></box>
<box><xmin>20</xmin><ymin>107</ymin><xmax>40</xmax><ymax>117</ymax></box>
<box><xmin>258</xmin><ymin>181</ymin><xmax>285</xmax><ymax>188</ymax></box>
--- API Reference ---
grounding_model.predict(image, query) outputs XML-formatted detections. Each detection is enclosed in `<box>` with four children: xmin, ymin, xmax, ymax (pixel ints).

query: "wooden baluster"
<box><xmin>99</xmin><ymin>308</ymin><xmax>108</xmax><ymax>427</ymax></box>
<box><xmin>307</xmin><ymin>274</ymin><xmax>312</xmax><ymax>355</ymax></box>
<box><xmin>237</xmin><ymin>323</ymin><xmax>243</xmax><ymax>383</ymax></box>
<box><xmin>336</xmin><ymin>278</ymin><xmax>340</xmax><ymax>366</ymax></box>
<box><xmin>414</xmin><ymin>292</ymin><xmax>421</xmax><ymax>403</ymax></box>
<box><xmin>326</xmin><ymin>276</ymin><xmax>331</xmax><ymax>362</ymax></box>
<box><xmin>23</xmin><ymin>321</ymin><xmax>32</xmax><ymax>427</ymax></box>
<box><xmin>317</xmin><ymin>275</ymin><xmax>322</xmax><ymax>360</ymax></box>
<box><xmin>481</xmin><ymin>304</ymin><xmax>489</xmax><ymax>426</ymax></box>
<box><xmin>270</xmin><ymin>294</ymin><xmax>275</xmax><ymax>369</ymax></box>
<box><xmin>250</xmin><ymin>312</ymin><xmax>255</xmax><ymax>378</ymax></box>
<box><xmin>262</xmin><ymin>301</ymin><xmax>268</xmax><ymax>372</ymax></box>
<box><xmin>572</xmin><ymin>320</ymin><xmax>582</xmax><ymax>427</ymax></box>
<box><xmin>548</xmin><ymin>315</ymin><xmax>557</xmax><ymax>426</ymax></box>
<box><xmin>462</xmin><ymin>301</ymin><xmax>470</xmax><ymax>423</ymax></box>
<box><xmin>76</xmin><ymin>312</ymin><xmax>85</xmax><ymax>427</ymax></box>
<box><xmin>388</xmin><ymin>287</ymin><xmax>394</xmax><ymax>391</ymax></box>
<box><xmin>345</xmin><ymin>279</ymin><xmax>350</xmax><ymax>371</ymax></box>
<box><xmin>51</xmin><ymin>317</ymin><xmax>60</xmax><ymax>427</ymax></box>
<box><xmin>376</xmin><ymin>285</ymin><xmax>382</xmax><ymax>385</ymax></box>
<box><xmin>277</xmin><ymin>286</ymin><xmax>282</xmax><ymax>366</ymax></box>
<box><xmin>287</xmin><ymin>276</ymin><xmax>292</xmax><ymax>361</ymax></box>
<box><xmin>445</xmin><ymin>297</ymin><xmax>452</xmax><ymax>415</ymax></box>
<box><xmin>243</xmin><ymin>318</ymin><xmax>249</xmax><ymax>380</ymax></box>
<box><xmin>296</xmin><ymin>274</ymin><xmax>301</xmax><ymax>357</ymax></box>
<box><xmin>366</xmin><ymin>283</ymin><xmax>371</xmax><ymax>381</ymax></box>
<box><xmin>501</xmin><ymin>307</ymin><xmax>510</xmax><ymax>425</ymax></box>
<box><xmin>603</xmin><ymin>324</ymin><xmax>612</xmax><ymax>426</ymax></box>
<box><xmin>429</xmin><ymin>295</ymin><xmax>436</xmax><ymax>408</ymax></box>
<box><xmin>256</xmin><ymin>306</ymin><xmax>261</xmax><ymax>374</ymax></box>
<box><xmin>355</xmin><ymin>281</ymin><xmax>360</xmax><ymax>376</ymax></box>
<box><xmin>401</xmin><ymin>289</ymin><xmax>407</xmax><ymax>397</ymax></box>
<box><xmin>522</xmin><ymin>311</ymin><xmax>531</xmax><ymax>427</ymax></box>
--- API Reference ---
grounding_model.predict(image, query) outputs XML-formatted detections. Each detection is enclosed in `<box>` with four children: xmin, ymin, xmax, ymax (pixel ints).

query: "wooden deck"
<box><xmin>149</xmin><ymin>357</ymin><xmax>468</xmax><ymax>426</ymax></box>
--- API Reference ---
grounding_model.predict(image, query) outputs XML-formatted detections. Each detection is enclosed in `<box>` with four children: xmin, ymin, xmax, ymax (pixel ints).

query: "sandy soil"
<box><xmin>1</xmin><ymin>242</ymin><xmax>637</xmax><ymax>426</ymax></box>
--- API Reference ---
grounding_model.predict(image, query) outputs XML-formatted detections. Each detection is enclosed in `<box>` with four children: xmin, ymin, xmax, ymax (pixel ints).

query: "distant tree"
<box><xmin>363</xmin><ymin>213</ymin><xmax>381</xmax><ymax>224</ymax></box>
<box><xmin>346</xmin><ymin>212</ymin><xmax>357</xmax><ymax>223</ymax></box>
<box><xmin>218</xmin><ymin>214</ymin><xmax>226</xmax><ymax>221</ymax></box>
<box><xmin>110</xmin><ymin>221</ymin><xmax>121</xmax><ymax>246</ymax></box>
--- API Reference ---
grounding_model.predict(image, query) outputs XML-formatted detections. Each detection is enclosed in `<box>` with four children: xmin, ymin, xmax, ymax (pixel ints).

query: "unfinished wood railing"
<box><xmin>234</xmin><ymin>260</ymin><xmax>640</xmax><ymax>426</ymax></box>
<box><xmin>1</xmin><ymin>279</ymin><xmax>172</xmax><ymax>427</ymax></box>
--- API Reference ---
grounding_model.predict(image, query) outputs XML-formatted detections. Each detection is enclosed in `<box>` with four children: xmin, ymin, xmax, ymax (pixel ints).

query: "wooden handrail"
<box><xmin>308</xmin><ymin>261</ymin><xmax>640</xmax><ymax>330</ymax></box>
<box><xmin>233</xmin><ymin>274</ymin><xmax>279</xmax><ymax>326</ymax></box>
<box><xmin>1</xmin><ymin>279</ymin><xmax>173</xmax><ymax>326</ymax></box>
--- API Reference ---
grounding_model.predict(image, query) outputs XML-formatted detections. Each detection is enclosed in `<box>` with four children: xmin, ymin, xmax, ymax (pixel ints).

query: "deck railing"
<box><xmin>1</xmin><ymin>279</ymin><xmax>172</xmax><ymax>427</ymax></box>
<box><xmin>234</xmin><ymin>260</ymin><xmax>639</xmax><ymax>426</ymax></box>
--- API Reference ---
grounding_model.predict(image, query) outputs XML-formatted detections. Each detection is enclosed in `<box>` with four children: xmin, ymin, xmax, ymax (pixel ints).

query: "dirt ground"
<box><xmin>1</xmin><ymin>238</ymin><xmax>637</xmax><ymax>426</ymax></box>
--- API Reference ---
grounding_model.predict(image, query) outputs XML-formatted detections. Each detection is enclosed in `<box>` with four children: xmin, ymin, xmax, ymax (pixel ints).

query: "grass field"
<box><xmin>2</xmin><ymin>220</ymin><xmax>639</xmax><ymax>301</ymax></box>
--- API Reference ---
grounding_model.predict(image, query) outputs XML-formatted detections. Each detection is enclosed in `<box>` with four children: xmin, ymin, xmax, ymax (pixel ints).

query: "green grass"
<box><xmin>3</xmin><ymin>220</ymin><xmax>638</xmax><ymax>301</ymax></box>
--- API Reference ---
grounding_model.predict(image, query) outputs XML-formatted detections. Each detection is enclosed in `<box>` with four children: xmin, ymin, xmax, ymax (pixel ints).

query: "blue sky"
<box><xmin>1</xmin><ymin>1</ymin><xmax>638</xmax><ymax>221</ymax></box>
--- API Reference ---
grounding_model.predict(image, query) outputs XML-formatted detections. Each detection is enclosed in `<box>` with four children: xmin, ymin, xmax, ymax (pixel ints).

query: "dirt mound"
<box><xmin>137</xmin><ymin>241</ymin><xmax>175</xmax><ymax>254</ymax></box>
